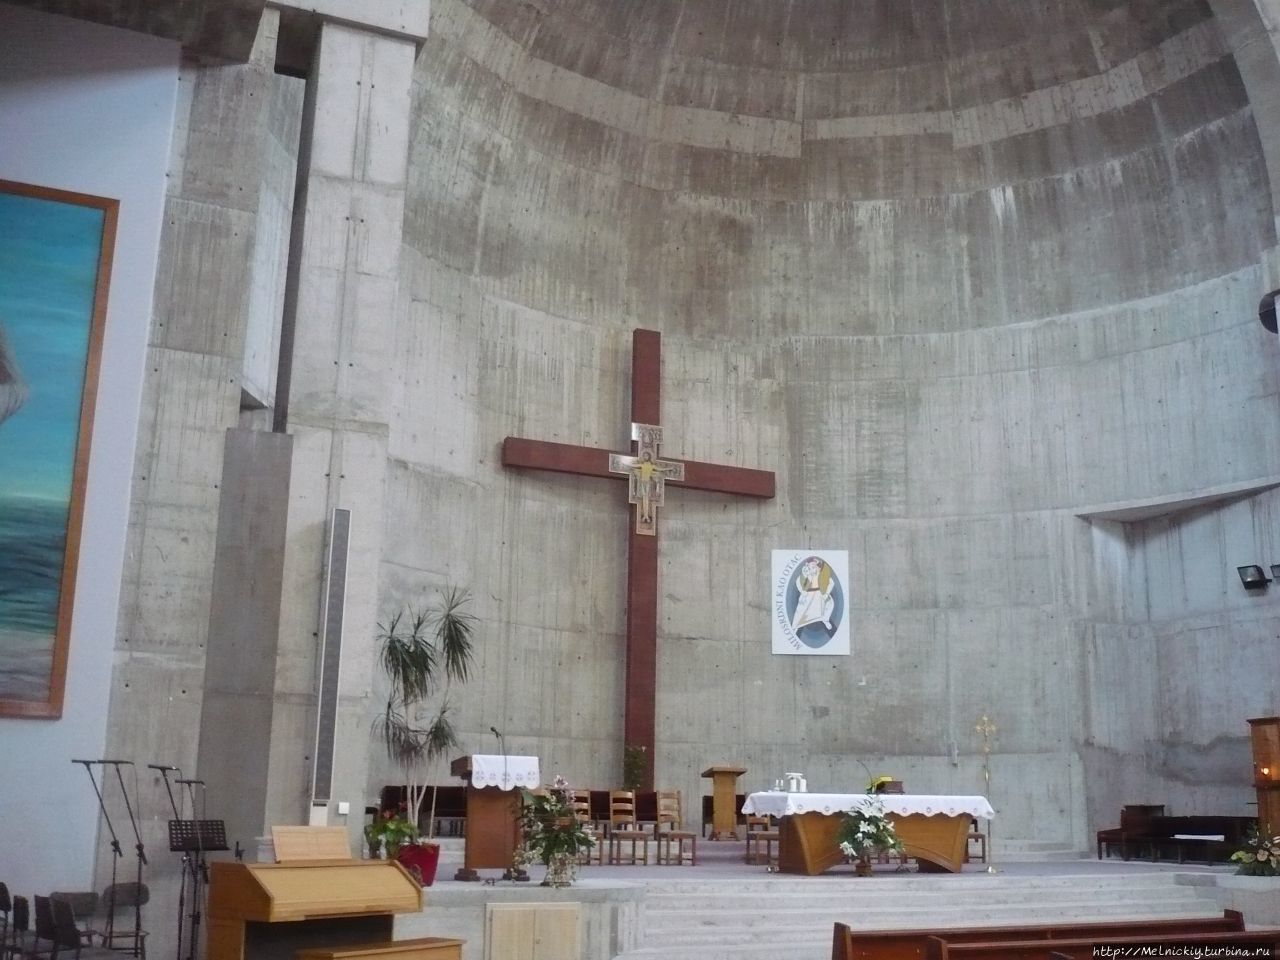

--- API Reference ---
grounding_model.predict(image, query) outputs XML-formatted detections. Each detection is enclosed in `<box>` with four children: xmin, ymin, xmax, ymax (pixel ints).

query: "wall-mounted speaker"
<box><xmin>311</xmin><ymin>507</ymin><xmax>350</xmax><ymax>806</ymax></box>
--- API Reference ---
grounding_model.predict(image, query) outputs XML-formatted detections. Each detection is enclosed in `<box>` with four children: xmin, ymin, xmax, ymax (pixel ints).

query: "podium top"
<box><xmin>701</xmin><ymin>766</ymin><xmax>748</xmax><ymax>778</ymax></box>
<box><xmin>451</xmin><ymin>754</ymin><xmax>540</xmax><ymax>790</ymax></box>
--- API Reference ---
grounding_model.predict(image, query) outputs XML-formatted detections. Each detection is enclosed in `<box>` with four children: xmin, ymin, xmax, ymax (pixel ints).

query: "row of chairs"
<box><xmin>569</xmin><ymin>789</ymin><xmax>698</xmax><ymax>866</ymax></box>
<box><xmin>1</xmin><ymin>883</ymin><xmax>147</xmax><ymax>960</ymax></box>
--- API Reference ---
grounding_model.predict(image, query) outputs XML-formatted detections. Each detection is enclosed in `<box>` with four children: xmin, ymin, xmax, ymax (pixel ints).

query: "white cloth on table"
<box><xmin>469</xmin><ymin>755</ymin><xmax>541</xmax><ymax>790</ymax></box>
<box><xmin>741</xmin><ymin>792</ymin><xmax>995</xmax><ymax>820</ymax></box>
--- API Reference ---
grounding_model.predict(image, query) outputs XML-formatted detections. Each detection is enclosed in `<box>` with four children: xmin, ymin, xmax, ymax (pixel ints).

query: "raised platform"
<box><xmin>392</xmin><ymin>838</ymin><xmax>1277</xmax><ymax>960</ymax></box>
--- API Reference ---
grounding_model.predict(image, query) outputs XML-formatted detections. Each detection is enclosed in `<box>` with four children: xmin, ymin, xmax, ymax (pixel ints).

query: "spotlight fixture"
<box><xmin>1261</xmin><ymin>289</ymin><xmax>1280</xmax><ymax>334</ymax></box>
<box><xmin>1238</xmin><ymin>565</ymin><xmax>1271</xmax><ymax>589</ymax></box>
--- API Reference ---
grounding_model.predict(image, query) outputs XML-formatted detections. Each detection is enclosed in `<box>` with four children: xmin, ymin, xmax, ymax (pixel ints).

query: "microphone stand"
<box><xmin>176</xmin><ymin>779</ymin><xmax>207</xmax><ymax>960</ymax></box>
<box><xmin>148</xmin><ymin>765</ymin><xmax>187</xmax><ymax>960</ymax></box>
<box><xmin>74</xmin><ymin>760</ymin><xmax>122</xmax><ymax>920</ymax></box>
<box><xmin>491</xmin><ymin>728</ymin><xmax>527</xmax><ymax>882</ymax></box>
<box><xmin>108</xmin><ymin>761</ymin><xmax>147</xmax><ymax>956</ymax></box>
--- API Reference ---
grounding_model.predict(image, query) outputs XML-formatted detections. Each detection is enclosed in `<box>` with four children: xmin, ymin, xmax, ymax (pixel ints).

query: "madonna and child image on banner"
<box><xmin>0</xmin><ymin>179</ymin><xmax>116</xmax><ymax>718</ymax></box>
<box><xmin>771</xmin><ymin>549</ymin><xmax>851</xmax><ymax>656</ymax></box>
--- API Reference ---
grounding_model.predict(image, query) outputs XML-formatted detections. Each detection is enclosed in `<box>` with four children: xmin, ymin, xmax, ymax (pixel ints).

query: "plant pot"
<box><xmin>397</xmin><ymin>842</ymin><xmax>441</xmax><ymax>887</ymax></box>
<box><xmin>855</xmin><ymin>857</ymin><xmax>873</xmax><ymax>877</ymax></box>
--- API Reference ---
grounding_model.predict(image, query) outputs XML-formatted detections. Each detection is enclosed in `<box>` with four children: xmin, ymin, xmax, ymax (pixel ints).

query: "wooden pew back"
<box><xmin>925</xmin><ymin>929</ymin><xmax>1279</xmax><ymax>960</ymax></box>
<box><xmin>831</xmin><ymin>911</ymin><xmax>1244</xmax><ymax>960</ymax></box>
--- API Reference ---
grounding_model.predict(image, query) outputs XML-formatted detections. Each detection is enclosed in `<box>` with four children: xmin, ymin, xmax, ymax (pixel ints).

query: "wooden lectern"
<box><xmin>1248</xmin><ymin>716</ymin><xmax>1280</xmax><ymax>832</ymax></box>
<box><xmin>451</xmin><ymin>755</ymin><xmax>532</xmax><ymax>881</ymax></box>
<box><xmin>701</xmin><ymin>766</ymin><xmax>747</xmax><ymax>840</ymax></box>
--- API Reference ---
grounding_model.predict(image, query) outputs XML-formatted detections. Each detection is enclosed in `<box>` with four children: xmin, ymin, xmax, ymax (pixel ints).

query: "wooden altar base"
<box><xmin>778</xmin><ymin>811</ymin><xmax>971</xmax><ymax>875</ymax></box>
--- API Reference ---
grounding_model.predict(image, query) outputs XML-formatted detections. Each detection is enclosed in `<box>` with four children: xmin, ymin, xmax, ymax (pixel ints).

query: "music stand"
<box><xmin>168</xmin><ymin>821</ymin><xmax>229</xmax><ymax>853</ymax></box>
<box><xmin>169</xmin><ymin>820</ymin><xmax>227</xmax><ymax>960</ymax></box>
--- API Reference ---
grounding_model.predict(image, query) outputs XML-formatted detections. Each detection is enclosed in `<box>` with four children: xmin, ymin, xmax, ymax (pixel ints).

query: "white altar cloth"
<box><xmin>741</xmin><ymin>792</ymin><xmax>995</xmax><ymax>820</ymax></box>
<box><xmin>469</xmin><ymin>754</ymin><xmax>541</xmax><ymax>790</ymax></box>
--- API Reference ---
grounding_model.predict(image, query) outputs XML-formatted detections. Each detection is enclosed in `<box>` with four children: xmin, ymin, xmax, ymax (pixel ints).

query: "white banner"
<box><xmin>771</xmin><ymin>550</ymin><xmax>850</xmax><ymax>655</ymax></box>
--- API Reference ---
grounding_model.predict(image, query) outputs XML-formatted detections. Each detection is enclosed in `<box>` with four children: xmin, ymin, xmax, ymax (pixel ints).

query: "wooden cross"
<box><xmin>501</xmin><ymin>329</ymin><xmax>776</xmax><ymax>788</ymax></box>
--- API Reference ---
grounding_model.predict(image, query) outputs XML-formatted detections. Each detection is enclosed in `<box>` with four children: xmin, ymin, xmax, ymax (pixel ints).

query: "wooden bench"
<box><xmin>831</xmin><ymin>911</ymin><xmax>1245</xmax><ymax>960</ymax></box>
<box><xmin>925</xmin><ymin>929</ymin><xmax>1280</xmax><ymax>960</ymax></box>
<box><xmin>297</xmin><ymin>937</ymin><xmax>465</xmax><ymax>960</ymax></box>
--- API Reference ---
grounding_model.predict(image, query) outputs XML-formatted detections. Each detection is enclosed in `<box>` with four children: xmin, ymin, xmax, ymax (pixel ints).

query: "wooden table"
<box><xmin>701</xmin><ymin>766</ymin><xmax>747</xmax><ymax>839</ymax></box>
<box><xmin>741</xmin><ymin>793</ymin><xmax>994</xmax><ymax>875</ymax></box>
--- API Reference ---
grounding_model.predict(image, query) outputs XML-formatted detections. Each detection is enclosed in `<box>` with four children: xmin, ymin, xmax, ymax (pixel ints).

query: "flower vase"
<box><xmin>855</xmin><ymin>856</ymin><xmax>873</xmax><ymax>877</ymax></box>
<box><xmin>542</xmin><ymin>852</ymin><xmax>576</xmax><ymax>888</ymax></box>
<box><xmin>396</xmin><ymin>842</ymin><xmax>441</xmax><ymax>887</ymax></box>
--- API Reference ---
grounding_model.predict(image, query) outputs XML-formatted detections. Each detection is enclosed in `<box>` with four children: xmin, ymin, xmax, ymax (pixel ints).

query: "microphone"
<box><xmin>175</xmin><ymin>779</ymin><xmax>205</xmax><ymax>785</ymax></box>
<box><xmin>100</xmin><ymin>759</ymin><xmax>132</xmax><ymax>765</ymax></box>
<box><xmin>490</xmin><ymin>726</ymin><xmax>501</xmax><ymax>738</ymax></box>
<box><xmin>71</xmin><ymin>759</ymin><xmax>93</xmax><ymax>766</ymax></box>
<box><xmin>147</xmin><ymin>764</ymin><xmax>179</xmax><ymax>772</ymax></box>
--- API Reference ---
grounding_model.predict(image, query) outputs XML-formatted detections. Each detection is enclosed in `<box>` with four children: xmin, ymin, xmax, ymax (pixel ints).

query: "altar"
<box><xmin>741</xmin><ymin>792</ymin><xmax>994</xmax><ymax>875</ymax></box>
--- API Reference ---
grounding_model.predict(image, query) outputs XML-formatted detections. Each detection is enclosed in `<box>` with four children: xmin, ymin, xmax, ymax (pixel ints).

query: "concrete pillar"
<box><xmin>263</xmin><ymin>19</ymin><xmax>418</xmax><ymax>840</ymax></box>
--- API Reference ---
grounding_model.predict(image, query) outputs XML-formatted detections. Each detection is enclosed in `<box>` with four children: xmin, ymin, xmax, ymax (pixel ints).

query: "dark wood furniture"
<box><xmin>1095</xmin><ymin>804</ymin><xmax>1165</xmax><ymax>859</ymax></box>
<box><xmin>1138</xmin><ymin>815</ymin><xmax>1255</xmax><ymax>863</ymax></box>
<box><xmin>206</xmin><ymin>860</ymin><xmax>421</xmax><ymax>960</ymax></box>
<box><xmin>449</xmin><ymin>756</ymin><xmax>522</xmax><ymax>881</ymax></box>
<box><xmin>924</xmin><ymin>930</ymin><xmax>1280</xmax><ymax>960</ymax></box>
<box><xmin>1249</xmin><ymin>715</ymin><xmax>1280</xmax><ymax>831</ymax></box>
<box><xmin>831</xmin><ymin>911</ymin><xmax>1246</xmax><ymax>960</ymax></box>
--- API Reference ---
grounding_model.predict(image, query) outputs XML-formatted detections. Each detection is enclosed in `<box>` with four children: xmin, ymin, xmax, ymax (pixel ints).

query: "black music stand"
<box><xmin>168</xmin><ymin>821</ymin><xmax>227</xmax><ymax>960</ymax></box>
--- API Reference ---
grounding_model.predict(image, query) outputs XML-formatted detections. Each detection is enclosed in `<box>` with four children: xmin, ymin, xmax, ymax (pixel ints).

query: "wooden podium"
<box><xmin>451</xmin><ymin>754</ymin><xmax>535</xmax><ymax>881</ymax></box>
<box><xmin>701</xmin><ymin>765</ymin><xmax>747</xmax><ymax>839</ymax></box>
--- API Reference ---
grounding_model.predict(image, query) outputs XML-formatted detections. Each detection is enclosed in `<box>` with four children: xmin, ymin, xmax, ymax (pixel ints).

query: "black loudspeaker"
<box><xmin>311</xmin><ymin>507</ymin><xmax>350</xmax><ymax>805</ymax></box>
<box><xmin>1260</xmin><ymin>289</ymin><xmax>1280</xmax><ymax>334</ymax></box>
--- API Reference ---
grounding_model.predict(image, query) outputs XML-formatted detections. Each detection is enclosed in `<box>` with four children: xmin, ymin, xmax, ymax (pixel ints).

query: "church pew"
<box><xmin>924</xmin><ymin>929</ymin><xmax>1280</xmax><ymax>960</ymax></box>
<box><xmin>831</xmin><ymin>911</ymin><xmax>1244</xmax><ymax>960</ymax></box>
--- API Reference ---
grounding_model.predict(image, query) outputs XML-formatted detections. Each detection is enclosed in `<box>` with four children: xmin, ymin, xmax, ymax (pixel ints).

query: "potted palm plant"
<box><xmin>374</xmin><ymin>585</ymin><xmax>476</xmax><ymax>885</ymax></box>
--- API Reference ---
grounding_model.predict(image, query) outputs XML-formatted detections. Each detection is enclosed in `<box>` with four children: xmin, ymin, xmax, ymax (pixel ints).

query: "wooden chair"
<box><xmin>652</xmin><ymin>790</ymin><xmax>697</xmax><ymax>865</ymax></box>
<box><xmin>744</xmin><ymin>814</ymin><xmax>778</xmax><ymax>865</ymax></box>
<box><xmin>965</xmin><ymin>816</ymin><xmax>987</xmax><ymax>864</ymax></box>
<box><xmin>571</xmin><ymin>790</ymin><xmax>604</xmax><ymax>865</ymax></box>
<box><xmin>608</xmin><ymin>790</ymin><xmax>636</xmax><ymax>833</ymax></box>
<box><xmin>606</xmin><ymin>790</ymin><xmax>648</xmax><ymax>864</ymax></box>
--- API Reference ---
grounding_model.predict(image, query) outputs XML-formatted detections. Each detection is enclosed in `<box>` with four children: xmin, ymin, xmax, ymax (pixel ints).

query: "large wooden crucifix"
<box><xmin>502</xmin><ymin>329</ymin><xmax>776</xmax><ymax>789</ymax></box>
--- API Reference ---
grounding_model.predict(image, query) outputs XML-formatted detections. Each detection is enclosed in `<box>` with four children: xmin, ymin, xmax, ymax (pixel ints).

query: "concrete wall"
<box><xmin>379</xmin><ymin>0</ymin><xmax>1280</xmax><ymax>854</ymax></box>
<box><xmin>0</xmin><ymin>3</ymin><xmax>177</xmax><ymax>895</ymax></box>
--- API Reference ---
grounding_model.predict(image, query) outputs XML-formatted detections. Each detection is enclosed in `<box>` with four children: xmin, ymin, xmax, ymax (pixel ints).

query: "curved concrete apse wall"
<box><xmin>390</xmin><ymin>0</ymin><xmax>1280</xmax><ymax>850</ymax></box>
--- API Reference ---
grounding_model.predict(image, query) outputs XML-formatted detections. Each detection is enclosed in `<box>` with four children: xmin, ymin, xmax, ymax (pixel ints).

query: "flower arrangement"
<box><xmin>1230</xmin><ymin>826</ymin><xmax>1280</xmax><ymax>876</ymax></box>
<box><xmin>519</xmin><ymin>775</ymin><xmax>598</xmax><ymax>887</ymax></box>
<box><xmin>836</xmin><ymin>795</ymin><xmax>904</xmax><ymax>861</ymax></box>
<box><xmin>364</xmin><ymin>807</ymin><xmax>419</xmax><ymax>859</ymax></box>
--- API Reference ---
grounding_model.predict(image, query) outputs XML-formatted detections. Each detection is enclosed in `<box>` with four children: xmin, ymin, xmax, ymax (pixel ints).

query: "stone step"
<box><xmin>637</xmin><ymin>902</ymin><xmax>1221</xmax><ymax>947</ymax></box>
<box><xmin>643</xmin><ymin>891</ymin><xmax>1212</xmax><ymax>915</ymax></box>
<box><xmin>615</xmin><ymin>872</ymin><xmax>1222</xmax><ymax>960</ymax></box>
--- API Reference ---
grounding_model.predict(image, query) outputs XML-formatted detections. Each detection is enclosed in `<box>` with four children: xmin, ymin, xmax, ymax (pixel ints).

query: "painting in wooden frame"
<box><xmin>0</xmin><ymin>179</ymin><xmax>117</xmax><ymax>718</ymax></box>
